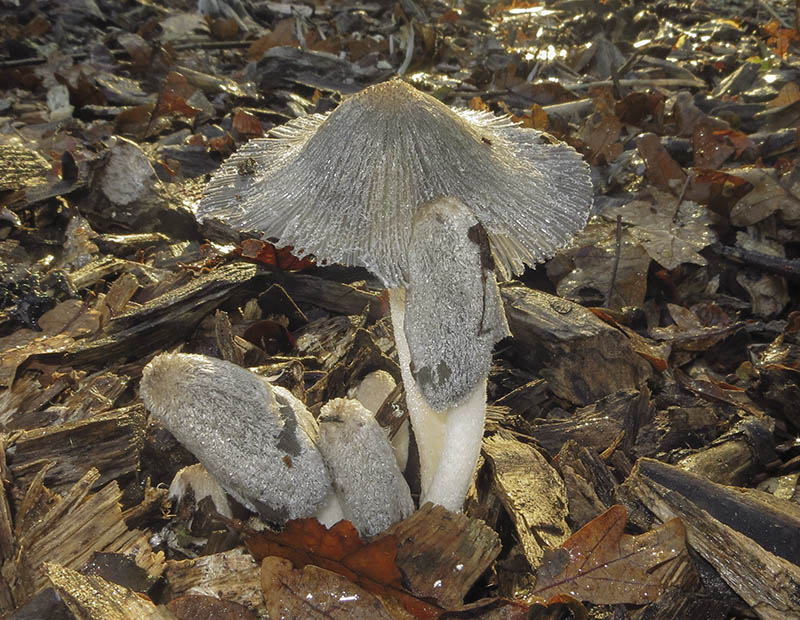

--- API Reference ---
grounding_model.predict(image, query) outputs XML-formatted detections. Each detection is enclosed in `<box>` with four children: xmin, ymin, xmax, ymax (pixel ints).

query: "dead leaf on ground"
<box><xmin>604</xmin><ymin>190</ymin><xmax>717</xmax><ymax>270</ymax></box>
<box><xmin>261</xmin><ymin>556</ymin><xmax>404</xmax><ymax>620</ymax></box>
<box><xmin>167</xmin><ymin>594</ymin><xmax>258</xmax><ymax>620</ymax></box>
<box><xmin>532</xmin><ymin>505</ymin><xmax>686</xmax><ymax>605</ymax></box>
<box><xmin>637</xmin><ymin>133</ymin><xmax>686</xmax><ymax>193</ymax></box>
<box><xmin>244</xmin><ymin>518</ymin><xmax>442</xmax><ymax>619</ymax></box>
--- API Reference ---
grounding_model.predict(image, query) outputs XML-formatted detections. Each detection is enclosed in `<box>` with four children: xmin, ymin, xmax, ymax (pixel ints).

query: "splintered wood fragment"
<box><xmin>164</xmin><ymin>549</ymin><xmax>267</xmax><ymax>618</ymax></box>
<box><xmin>281</xmin><ymin>273</ymin><xmax>385</xmax><ymax>321</ymax></box>
<box><xmin>385</xmin><ymin>502</ymin><xmax>501</xmax><ymax>608</ymax></box>
<box><xmin>43</xmin><ymin>261</ymin><xmax>270</xmax><ymax>366</ymax></box>
<box><xmin>6</xmin><ymin>467</ymin><xmax>162</xmax><ymax>607</ymax></box>
<box><xmin>69</xmin><ymin>255</ymin><xmax>163</xmax><ymax>291</ymax></box>
<box><xmin>501</xmin><ymin>285</ymin><xmax>652</xmax><ymax>405</ymax></box>
<box><xmin>8</xmin><ymin>404</ymin><xmax>146</xmax><ymax>494</ymax></box>
<box><xmin>45</xmin><ymin>563</ymin><xmax>175</xmax><ymax>620</ymax></box>
<box><xmin>482</xmin><ymin>434</ymin><xmax>570</xmax><ymax>569</ymax></box>
<box><xmin>0</xmin><ymin>145</ymin><xmax>49</xmax><ymax>191</ymax></box>
<box><xmin>625</xmin><ymin>458</ymin><xmax>800</xmax><ymax>620</ymax></box>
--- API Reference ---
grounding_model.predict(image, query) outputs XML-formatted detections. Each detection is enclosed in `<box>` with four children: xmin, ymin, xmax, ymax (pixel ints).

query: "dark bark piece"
<box><xmin>39</xmin><ymin>261</ymin><xmax>271</xmax><ymax>366</ymax></box>
<box><xmin>676</xmin><ymin>416</ymin><xmax>777</xmax><ymax>486</ymax></box>
<box><xmin>556</xmin><ymin>440</ymin><xmax>619</xmax><ymax>529</ymax></box>
<box><xmin>386</xmin><ymin>502</ymin><xmax>501</xmax><ymax>608</ymax></box>
<box><xmin>280</xmin><ymin>272</ymin><xmax>385</xmax><ymax>321</ymax></box>
<box><xmin>8</xmin><ymin>404</ymin><xmax>146</xmax><ymax>494</ymax></box>
<box><xmin>501</xmin><ymin>285</ymin><xmax>652</xmax><ymax>405</ymax></box>
<box><xmin>7</xmin><ymin>587</ymin><xmax>72</xmax><ymax>620</ymax></box>
<box><xmin>623</xmin><ymin>458</ymin><xmax>800</xmax><ymax>619</ymax></box>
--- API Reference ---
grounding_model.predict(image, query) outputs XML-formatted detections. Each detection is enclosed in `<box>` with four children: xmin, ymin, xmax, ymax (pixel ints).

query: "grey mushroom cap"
<box><xmin>317</xmin><ymin>398</ymin><xmax>414</xmax><ymax>537</ymax></box>
<box><xmin>196</xmin><ymin>79</ymin><xmax>593</xmax><ymax>288</ymax></box>
<box><xmin>139</xmin><ymin>352</ymin><xmax>332</xmax><ymax>523</ymax></box>
<box><xmin>404</xmin><ymin>196</ymin><xmax>509</xmax><ymax>410</ymax></box>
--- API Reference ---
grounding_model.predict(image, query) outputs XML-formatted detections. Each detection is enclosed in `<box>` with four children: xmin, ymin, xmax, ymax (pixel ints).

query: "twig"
<box><xmin>605</xmin><ymin>215</ymin><xmax>623</xmax><ymax>308</ymax></box>
<box><xmin>397</xmin><ymin>19</ymin><xmax>415</xmax><ymax>76</ymax></box>
<box><xmin>712</xmin><ymin>243</ymin><xmax>800</xmax><ymax>282</ymax></box>
<box><xmin>672</xmin><ymin>173</ymin><xmax>691</xmax><ymax>223</ymax></box>
<box><xmin>760</xmin><ymin>0</ymin><xmax>793</xmax><ymax>28</ymax></box>
<box><xmin>563</xmin><ymin>77</ymin><xmax>706</xmax><ymax>91</ymax></box>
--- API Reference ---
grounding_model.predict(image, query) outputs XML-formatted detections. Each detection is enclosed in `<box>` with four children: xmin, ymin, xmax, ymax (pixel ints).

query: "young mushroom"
<box><xmin>140</xmin><ymin>352</ymin><xmax>412</xmax><ymax>534</ymax></box>
<box><xmin>197</xmin><ymin>79</ymin><xmax>593</xmax><ymax>511</ymax></box>
<box><xmin>140</xmin><ymin>352</ymin><xmax>335</xmax><ymax>524</ymax></box>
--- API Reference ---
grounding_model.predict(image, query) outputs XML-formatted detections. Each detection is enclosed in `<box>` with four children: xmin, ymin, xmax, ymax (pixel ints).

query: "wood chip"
<box><xmin>482</xmin><ymin>434</ymin><xmax>570</xmax><ymax>569</ymax></box>
<box><xmin>386</xmin><ymin>502</ymin><xmax>501</xmax><ymax>608</ymax></box>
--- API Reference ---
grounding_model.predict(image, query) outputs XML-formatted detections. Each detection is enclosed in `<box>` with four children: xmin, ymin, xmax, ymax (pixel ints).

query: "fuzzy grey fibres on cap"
<box><xmin>139</xmin><ymin>352</ymin><xmax>332</xmax><ymax>523</ymax></box>
<box><xmin>317</xmin><ymin>398</ymin><xmax>414</xmax><ymax>537</ymax></box>
<box><xmin>196</xmin><ymin>79</ymin><xmax>593</xmax><ymax>288</ymax></box>
<box><xmin>405</xmin><ymin>196</ymin><xmax>509</xmax><ymax>410</ymax></box>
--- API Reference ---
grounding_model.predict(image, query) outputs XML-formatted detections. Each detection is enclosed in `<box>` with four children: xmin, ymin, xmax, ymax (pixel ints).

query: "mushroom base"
<box><xmin>389</xmin><ymin>288</ymin><xmax>486</xmax><ymax>512</ymax></box>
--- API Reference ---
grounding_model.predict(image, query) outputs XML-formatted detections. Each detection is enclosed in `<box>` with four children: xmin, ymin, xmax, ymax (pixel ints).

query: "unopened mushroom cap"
<box><xmin>405</xmin><ymin>196</ymin><xmax>509</xmax><ymax>410</ymax></box>
<box><xmin>317</xmin><ymin>398</ymin><xmax>414</xmax><ymax>537</ymax></box>
<box><xmin>197</xmin><ymin>79</ymin><xmax>592</xmax><ymax>287</ymax></box>
<box><xmin>140</xmin><ymin>352</ymin><xmax>331</xmax><ymax>522</ymax></box>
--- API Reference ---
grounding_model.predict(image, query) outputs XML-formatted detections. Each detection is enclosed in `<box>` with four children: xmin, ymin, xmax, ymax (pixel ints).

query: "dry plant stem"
<box><xmin>389</xmin><ymin>288</ymin><xmax>486</xmax><ymax>512</ymax></box>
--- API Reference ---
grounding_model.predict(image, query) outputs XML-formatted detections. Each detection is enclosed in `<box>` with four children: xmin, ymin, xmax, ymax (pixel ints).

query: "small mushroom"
<box><xmin>197</xmin><ymin>79</ymin><xmax>593</xmax><ymax>511</ymax></box>
<box><xmin>140</xmin><ymin>352</ymin><xmax>333</xmax><ymax>523</ymax></box>
<box><xmin>351</xmin><ymin>369</ymin><xmax>408</xmax><ymax>471</ymax></box>
<box><xmin>140</xmin><ymin>352</ymin><xmax>413</xmax><ymax>534</ymax></box>
<box><xmin>317</xmin><ymin>398</ymin><xmax>414</xmax><ymax>537</ymax></box>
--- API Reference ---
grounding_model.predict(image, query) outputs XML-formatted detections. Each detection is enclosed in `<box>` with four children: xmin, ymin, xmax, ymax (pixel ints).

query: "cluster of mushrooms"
<box><xmin>140</xmin><ymin>80</ymin><xmax>593</xmax><ymax>536</ymax></box>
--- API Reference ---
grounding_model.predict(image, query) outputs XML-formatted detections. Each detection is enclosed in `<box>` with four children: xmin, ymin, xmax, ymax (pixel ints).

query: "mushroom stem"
<box><xmin>390</xmin><ymin>288</ymin><xmax>485</xmax><ymax>511</ymax></box>
<box><xmin>314</xmin><ymin>491</ymin><xmax>346</xmax><ymax>528</ymax></box>
<box><xmin>389</xmin><ymin>287</ymin><xmax>444</xmax><ymax>498</ymax></box>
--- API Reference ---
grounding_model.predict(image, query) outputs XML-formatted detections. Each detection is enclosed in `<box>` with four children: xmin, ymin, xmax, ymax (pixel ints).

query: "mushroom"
<box><xmin>140</xmin><ymin>352</ymin><xmax>413</xmax><ymax>534</ymax></box>
<box><xmin>197</xmin><ymin>79</ymin><xmax>593</xmax><ymax>511</ymax></box>
<box><xmin>351</xmin><ymin>369</ymin><xmax>408</xmax><ymax>471</ymax></box>
<box><xmin>317</xmin><ymin>398</ymin><xmax>414</xmax><ymax>537</ymax></box>
<box><xmin>140</xmin><ymin>352</ymin><xmax>334</xmax><ymax>523</ymax></box>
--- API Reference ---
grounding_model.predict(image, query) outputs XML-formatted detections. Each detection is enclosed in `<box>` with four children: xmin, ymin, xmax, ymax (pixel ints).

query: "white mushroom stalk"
<box><xmin>196</xmin><ymin>79</ymin><xmax>593</xmax><ymax>512</ymax></box>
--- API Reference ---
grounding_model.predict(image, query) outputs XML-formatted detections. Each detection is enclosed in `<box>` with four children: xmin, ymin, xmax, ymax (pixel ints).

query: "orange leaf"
<box><xmin>533</xmin><ymin>505</ymin><xmax>686</xmax><ymax>605</ymax></box>
<box><xmin>236</xmin><ymin>239</ymin><xmax>315</xmax><ymax>271</ymax></box>
<box><xmin>245</xmin><ymin>519</ymin><xmax>442</xmax><ymax>620</ymax></box>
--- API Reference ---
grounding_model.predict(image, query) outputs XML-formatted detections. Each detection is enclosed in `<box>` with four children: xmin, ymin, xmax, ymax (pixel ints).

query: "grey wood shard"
<box><xmin>196</xmin><ymin>79</ymin><xmax>593</xmax><ymax>287</ymax></box>
<box><xmin>404</xmin><ymin>197</ymin><xmax>509</xmax><ymax>410</ymax></box>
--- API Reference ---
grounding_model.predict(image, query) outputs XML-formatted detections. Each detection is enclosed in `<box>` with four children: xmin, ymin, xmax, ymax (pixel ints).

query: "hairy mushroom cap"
<box><xmin>196</xmin><ymin>79</ymin><xmax>592</xmax><ymax>287</ymax></box>
<box><xmin>405</xmin><ymin>196</ymin><xmax>509</xmax><ymax>410</ymax></box>
<box><xmin>317</xmin><ymin>398</ymin><xmax>414</xmax><ymax>537</ymax></box>
<box><xmin>140</xmin><ymin>352</ymin><xmax>332</xmax><ymax>522</ymax></box>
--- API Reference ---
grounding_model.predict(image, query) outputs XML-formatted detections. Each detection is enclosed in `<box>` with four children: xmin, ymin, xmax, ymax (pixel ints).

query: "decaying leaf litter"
<box><xmin>1</xmin><ymin>0</ymin><xmax>799</xmax><ymax>618</ymax></box>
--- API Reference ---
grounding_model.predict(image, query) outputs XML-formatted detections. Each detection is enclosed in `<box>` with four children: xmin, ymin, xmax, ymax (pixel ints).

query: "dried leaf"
<box><xmin>605</xmin><ymin>191</ymin><xmax>717</xmax><ymax>270</ymax></box>
<box><xmin>167</xmin><ymin>594</ymin><xmax>258</xmax><ymax>620</ymax></box>
<box><xmin>533</xmin><ymin>505</ymin><xmax>686</xmax><ymax>605</ymax></box>
<box><xmin>261</xmin><ymin>557</ymin><xmax>400</xmax><ymax>620</ymax></box>
<box><xmin>236</xmin><ymin>239</ymin><xmax>316</xmax><ymax>271</ymax></box>
<box><xmin>245</xmin><ymin>518</ymin><xmax>442</xmax><ymax>619</ymax></box>
<box><xmin>637</xmin><ymin>133</ymin><xmax>685</xmax><ymax>193</ymax></box>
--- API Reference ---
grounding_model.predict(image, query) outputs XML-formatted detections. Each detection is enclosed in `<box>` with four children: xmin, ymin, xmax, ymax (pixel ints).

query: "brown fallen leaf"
<box><xmin>261</xmin><ymin>557</ymin><xmax>404</xmax><ymax>620</ymax></box>
<box><xmin>245</xmin><ymin>518</ymin><xmax>442</xmax><ymax>619</ymax></box>
<box><xmin>532</xmin><ymin>505</ymin><xmax>686</xmax><ymax>605</ymax></box>
<box><xmin>637</xmin><ymin>133</ymin><xmax>685</xmax><ymax>193</ymax></box>
<box><xmin>236</xmin><ymin>239</ymin><xmax>316</xmax><ymax>271</ymax></box>
<box><xmin>167</xmin><ymin>594</ymin><xmax>258</xmax><ymax>620</ymax></box>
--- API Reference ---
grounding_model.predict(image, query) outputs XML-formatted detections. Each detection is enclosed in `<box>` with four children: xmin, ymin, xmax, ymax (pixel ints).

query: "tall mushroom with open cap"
<box><xmin>197</xmin><ymin>79</ymin><xmax>593</xmax><ymax>511</ymax></box>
